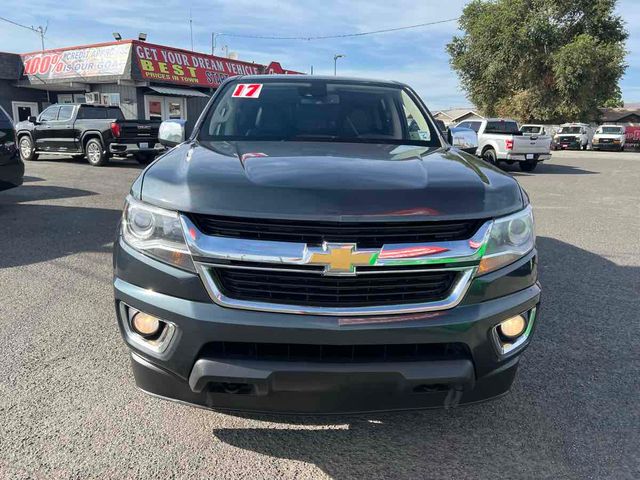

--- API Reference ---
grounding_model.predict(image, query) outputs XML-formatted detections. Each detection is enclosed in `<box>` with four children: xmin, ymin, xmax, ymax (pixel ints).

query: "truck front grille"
<box><xmin>210</xmin><ymin>267</ymin><xmax>457</xmax><ymax>307</ymax></box>
<box><xmin>189</xmin><ymin>214</ymin><xmax>484</xmax><ymax>248</ymax></box>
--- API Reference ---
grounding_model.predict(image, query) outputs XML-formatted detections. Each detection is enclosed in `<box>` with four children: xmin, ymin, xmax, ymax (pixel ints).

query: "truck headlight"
<box><xmin>478</xmin><ymin>206</ymin><xmax>535</xmax><ymax>275</ymax></box>
<box><xmin>121</xmin><ymin>195</ymin><xmax>195</xmax><ymax>271</ymax></box>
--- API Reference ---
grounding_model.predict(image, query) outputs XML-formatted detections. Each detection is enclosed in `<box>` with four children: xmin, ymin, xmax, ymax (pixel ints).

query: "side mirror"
<box><xmin>28</xmin><ymin>115</ymin><xmax>38</xmax><ymax>124</ymax></box>
<box><xmin>448</xmin><ymin>127</ymin><xmax>479</xmax><ymax>154</ymax></box>
<box><xmin>158</xmin><ymin>120</ymin><xmax>186</xmax><ymax>148</ymax></box>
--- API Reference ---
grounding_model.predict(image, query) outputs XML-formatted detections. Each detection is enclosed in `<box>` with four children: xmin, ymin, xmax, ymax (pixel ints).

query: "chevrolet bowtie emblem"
<box><xmin>308</xmin><ymin>243</ymin><xmax>376</xmax><ymax>275</ymax></box>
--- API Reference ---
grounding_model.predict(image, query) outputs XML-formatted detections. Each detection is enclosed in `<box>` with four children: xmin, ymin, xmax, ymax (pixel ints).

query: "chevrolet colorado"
<box><xmin>113</xmin><ymin>76</ymin><xmax>541</xmax><ymax>413</ymax></box>
<box><xmin>15</xmin><ymin>104</ymin><xmax>161</xmax><ymax>166</ymax></box>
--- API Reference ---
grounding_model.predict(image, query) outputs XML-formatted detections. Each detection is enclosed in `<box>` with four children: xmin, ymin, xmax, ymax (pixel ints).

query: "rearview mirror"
<box><xmin>158</xmin><ymin>120</ymin><xmax>186</xmax><ymax>148</ymax></box>
<box><xmin>448</xmin><ymin>127</ymin><xmax>479</xmax><ymax>154</ymax></box>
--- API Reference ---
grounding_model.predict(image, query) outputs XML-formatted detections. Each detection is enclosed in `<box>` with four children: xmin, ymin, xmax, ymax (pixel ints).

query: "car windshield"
<box><xmin>198</xmin><ymin>79</ymin><xmax>440</xmax><ymax>147</ymax></box>
<box><xmin>598</xmin><ymin>126</ymin><xmax>624</xmax><ymax>134</ymax></box>
<box><xmin>559</xmin><ymin>127</ymin><xmax>582</xmax><ymax>134</ymax></box>
<box><xmin>521</xmin><ymin>126</ymin><xmax>541</xmax><ymax>134</ymax></box>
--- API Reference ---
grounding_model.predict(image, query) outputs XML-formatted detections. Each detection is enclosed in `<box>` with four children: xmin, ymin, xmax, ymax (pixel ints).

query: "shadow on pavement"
<box><xmin>0</xmin><ymin>184</ymin><xmax>120</xmax><ymax>268</ymax></box>
<box><xmin>212</xmin><ymin>237</ymin><xmax>638</xmax><ymax>479</ymax></box>
<box><xmin>506</xmin><ymin>162</ymin><xmax>599</xmax><ymax>176</ymax></box>
<box><xmin>36</xmin><ymin>155</ymin><xmax>144</xmax><ymax>169</ymax></box>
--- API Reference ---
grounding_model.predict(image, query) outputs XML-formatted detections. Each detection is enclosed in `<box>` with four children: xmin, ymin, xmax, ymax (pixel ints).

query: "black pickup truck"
<box><xmin>114</xmin><ymin>76</ymin><xmax>540</xmax><ymax>413</ymax></box>
<box><xmin>15</xmin><ymin>104</ymin><xmax>161</xmax><ymax>166</ymax></box>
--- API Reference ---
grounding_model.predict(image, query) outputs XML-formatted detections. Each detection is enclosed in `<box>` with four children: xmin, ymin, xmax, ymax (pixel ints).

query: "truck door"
<box><xmin>47</xmin><ymin>105</ymin><xmax>77</xmax><ymax>152</ymax></box>
<box><xmin>34</xmin><ymin>105</ymin><xmax>60</xmax><ymax>152</ymax></box>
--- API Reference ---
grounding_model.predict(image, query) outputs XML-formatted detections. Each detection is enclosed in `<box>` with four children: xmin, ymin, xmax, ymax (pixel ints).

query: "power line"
<box><xmin>218</xmin><ymin>17</ymin><xmax>460</xmax><ymax>41</ymax></box>
<box><xmin>0</xmin><ymin>14</ymin><xmax>40</xmax><ymax>33</ymax></box>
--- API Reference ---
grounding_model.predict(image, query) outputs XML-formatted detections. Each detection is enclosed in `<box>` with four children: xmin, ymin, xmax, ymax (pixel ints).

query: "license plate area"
<box><xmin>139</xmin><ymin>142</ymin><xmax>148</xmax><ymax>149</ymax></box>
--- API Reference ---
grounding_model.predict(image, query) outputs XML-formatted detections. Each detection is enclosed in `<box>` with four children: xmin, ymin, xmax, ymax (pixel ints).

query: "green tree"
<box><xmin>446</xmin><ymin>0</ymin><xmax>628</xmax><ymax>122</ymax></box>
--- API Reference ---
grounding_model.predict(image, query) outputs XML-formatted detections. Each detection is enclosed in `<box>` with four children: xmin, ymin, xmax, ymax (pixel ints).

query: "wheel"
<box><xmin>135</xmin><ymin>153</ymin><xmax>156</xmax><ymax>165</ymax></box>
<box><xmin>19</xmin><ymin>136</ymin><xmax>38</xmax><ymax>161</ymax></box>
<box><xmin>582</xmin><ymin>143</ymin><xmax>588</xmax><ymax>150</ymax></box>
<box><xmin>620</xmin><ymin>145</ymin><xmax>624</xmax><ymax>152</ymax></box>
<box><xmin>519</xmin><ymin>161</ymin><xmax>537</xmax><ymax>172</ymax></box>
<box><xmin>482</xmin><ymin>148</ymin><xmax>497</xmax><ymax>165</ymax></box>
<box><xmin>85</xmin><ymin>138</ymin><xmax>109</xmax><ymax>166</ymax></box>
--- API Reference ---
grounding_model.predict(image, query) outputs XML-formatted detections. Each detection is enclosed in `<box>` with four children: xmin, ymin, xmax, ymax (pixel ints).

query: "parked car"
<box><xmin>520</xmin><ymin>124</ymin><xmax>550</xmax><ymax>136</ymax></box>
<box><xmin>475</xmin><ymin>118</ymin><xmax>552</xmax><ymax>171</ymax></box>
<box><xmin>592</xmin><ymin>125</ymin><xmax>626</xmax><ymax>151</ymax></box>
<box><xmin>454</xmin><ymin>119</ymin><xmax>482</xmax><ymax>133</ymax></box>
<box><xmin>0</xmin><ymin>105</ymin><xmax>23</xmax><ymax>191</ymax></box>
<box><xmin>113</xmin><ymin>76</ymin><xmax>540</xmax><ymax>413</ymax></box>
<box><xmin>15</xmin><ymin>104</ymin><xmax>162</xmax><ymax>166</ymax></box>
<box><xmin>553</xmin><ymin>123</ymin><xmax>593</xmax><ymax>150</ymax></box>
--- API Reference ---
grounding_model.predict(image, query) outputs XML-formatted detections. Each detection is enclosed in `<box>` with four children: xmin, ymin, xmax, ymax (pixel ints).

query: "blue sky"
<box><xmin>1</xmin><ymin>0</ymin><xmax>638</xmax><ymax>110</ymax></box>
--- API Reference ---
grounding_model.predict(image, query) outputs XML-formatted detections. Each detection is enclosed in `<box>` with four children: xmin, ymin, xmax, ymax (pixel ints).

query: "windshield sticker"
<box><xmin>232</xmin><ymin>83</ymin><xmax>263</xmax><ymax>98</ymax></box>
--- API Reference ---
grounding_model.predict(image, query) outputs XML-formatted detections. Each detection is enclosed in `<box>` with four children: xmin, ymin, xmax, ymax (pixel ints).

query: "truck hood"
<box><xmin>594</xmin><ymin>134</ymin><xmax>624</xmax><ymax>140</ymax></box>
<box><xmin>139</xmin><ymin>141</ymin><xmax>524</xmax><ymax>221</ymax></box>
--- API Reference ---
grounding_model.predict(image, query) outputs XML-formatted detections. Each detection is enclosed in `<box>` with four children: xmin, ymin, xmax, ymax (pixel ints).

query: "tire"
<box><xmin>85</xmin><ymin>138</ymin><xmax>109</xmax><ymax>166</ymax></box>
<box><xmin>620</xmin><ymin>145</ymin><xmax>624</xmax><ymax>152</ymax></box>
<box><xmin>482</xmin><ymin>148</ymin><xmax>497</xmax><ymax>165</ymax></box>
<box><xmin>519</xmin><ymin>161</ymin><xmax>537</xmax><ymax>172</ymax></box>
<box><xmin>582</xmin><ymin>143</ymin><xmax>588</xmax><ymax>151</ymax></box>
<box><xmin>135</xmin><ymin>153</ymin><xmax>156</xmax><ymax>165</ymax></box>
<box><xmin>18</xmin><ymin>135</ymin><xmax>39</xmax><ymax>161</ymax></box>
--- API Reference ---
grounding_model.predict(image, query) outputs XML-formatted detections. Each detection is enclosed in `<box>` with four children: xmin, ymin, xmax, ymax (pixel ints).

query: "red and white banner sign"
<box><xmin>21</xmin><ymin>43</ymin><xmax>131</xmax><ymax>80</ymax></box>
<box><xmin>133</xmin><ymin>41</ymin><xmax>281</xmax><ymax>88</ymax></box>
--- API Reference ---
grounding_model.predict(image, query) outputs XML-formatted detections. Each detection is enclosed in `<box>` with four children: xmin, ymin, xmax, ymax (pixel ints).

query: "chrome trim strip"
<box><xmin>181</xmin><ymin>215</ymin><xmax>492</xmax><ymax>269</ymax></box>
<box><xmin>194</xmin><ymin>263</ymin><xmax>476</xmax><ymax>316</ymax></box>
<box><xmin>196</xmin><ymin>261</ymin><xmax>473</xmax><ymax>275</ymax></box>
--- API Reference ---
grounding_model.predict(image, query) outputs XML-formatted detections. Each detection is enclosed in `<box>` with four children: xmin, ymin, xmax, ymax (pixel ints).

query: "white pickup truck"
<box><xmin>472</xmin><ymin>118</ymin><xmax>552</xmax><ymax>172</ymax></box>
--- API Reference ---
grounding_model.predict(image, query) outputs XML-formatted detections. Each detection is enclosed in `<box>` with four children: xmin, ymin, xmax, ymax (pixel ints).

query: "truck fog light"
<box><xmin>131</xmin><ymin>312</ymin><xmax>161</xmax><ymax>337</ymax></box>
<box><xmin>498</xmin><ymin>314</ymin><xmax>527</xmax><ymax>339</ymax></box>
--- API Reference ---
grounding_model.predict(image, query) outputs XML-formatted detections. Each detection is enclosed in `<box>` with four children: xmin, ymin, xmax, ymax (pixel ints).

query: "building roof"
<box><xmin>433</xmin><ymin>108</ymin><xmax>483</xmax><ymax>122</ymax></box>
<box><xmin>599</xmin><ymin>107</ymin><xmax>640</xmax><ymax>122</ymax></box>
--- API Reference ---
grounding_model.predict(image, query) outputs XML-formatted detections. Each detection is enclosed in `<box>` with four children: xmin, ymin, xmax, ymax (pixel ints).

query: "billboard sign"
<box><xmin>21</xmin><ymin>43</ymin><xmax>132</xmax><ymax>81</ymax></box>
<box><xmin>133</xmin><ymin>41</ymin><xmax>269</xmax><ymax>88</ymax></box>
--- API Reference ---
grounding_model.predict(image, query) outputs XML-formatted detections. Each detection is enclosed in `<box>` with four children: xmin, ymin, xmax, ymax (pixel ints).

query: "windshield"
<box><xmin>198</xmin><ymin>79</ymin><xmax>440</xmax><ymax>146</ymax></box>
<box><xmin>559</xmin><ymin>127</ymin><xmax>582</xmax><ymax>134</ymax></box>
<box><xmin>521</xmin><ymin>126</ymin><xmax>541</xmax><ymax>134</ymax></box>
<box><xmin>597</xmin><ymin>126</ymin><xmax>624</xmax><ymax>134</ymax></box>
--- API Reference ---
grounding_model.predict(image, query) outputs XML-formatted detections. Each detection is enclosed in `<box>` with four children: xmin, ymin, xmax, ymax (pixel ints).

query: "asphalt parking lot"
<box><xmin>0</xmin><ymin>150</ymin><xmax>638</xmax><ymax>479</ymax></box>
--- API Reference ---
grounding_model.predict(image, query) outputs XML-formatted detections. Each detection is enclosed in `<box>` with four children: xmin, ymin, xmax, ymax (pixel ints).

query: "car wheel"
<box><xmin>519</xmin><ymin>161</ymin><xmax>537</xmax><ymax>172</ymax></box>
<box><xmin>482</xmin><ymin>148</ymin><xmax>497</xmax><ymax>165</ymax></box>
<box><xmin>85</xmin><ymin>138</ymin><xmax>109</xmax><ymax>166</ymax></box>
<box><xmin>19</xmin><ymin>136</ymin><xmax>39</xmax><ymax>161</ymax></box>
<box><xmin>135</xmin><ymin>153</ymin><xmax>155</xmax><ymax>165</ymax></box>
<box><xmin>582</xmin><ymin>143</ymin><xmax>588</xmax><ymax>150</ymax></box>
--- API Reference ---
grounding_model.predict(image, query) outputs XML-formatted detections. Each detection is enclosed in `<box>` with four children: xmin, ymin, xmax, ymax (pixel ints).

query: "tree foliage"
<box><xmin>446</xmin><ymin>0</ymin><xmax>628</xmax><ymax>122</ymax></box>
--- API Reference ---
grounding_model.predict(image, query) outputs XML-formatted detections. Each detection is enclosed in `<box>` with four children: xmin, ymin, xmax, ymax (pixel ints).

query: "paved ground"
<box><xmin>0</xmin><ymin>151</ymin><xmax>638</xmax><ymax>479</ymax></box>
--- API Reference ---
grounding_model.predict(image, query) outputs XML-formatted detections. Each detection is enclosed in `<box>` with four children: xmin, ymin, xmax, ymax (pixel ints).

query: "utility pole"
<box><xmin>189</xmin><ymin>10</ymin><xmax>194</xmax><ymax>51</ymax></box>
<box><xmin>333</xmin><ymin>54</ymin><xmax>345</xmax><ymax>76</ymax></box>
<box><xmin>37</xmin><ymin>24</ymin><xmax>50</xmax><ymax>103</ymax></box>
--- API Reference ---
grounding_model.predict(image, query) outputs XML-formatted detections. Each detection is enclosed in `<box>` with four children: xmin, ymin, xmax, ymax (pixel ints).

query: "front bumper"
<box><xmin>592</xmin><ymin>141</ymin><xmax>623</xmax><ymax>150</ymax></box>
<box><xmin>114</xmin><ymin>239</ymin><xmax>540</xmax><ymax>413</ymax></box>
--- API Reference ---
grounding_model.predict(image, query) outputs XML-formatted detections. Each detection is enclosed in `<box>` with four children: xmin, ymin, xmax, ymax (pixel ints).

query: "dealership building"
<box><xmin>0</xmin><ymin>39</ymin><xmax>298</xmax><ymax>134</ymax></box>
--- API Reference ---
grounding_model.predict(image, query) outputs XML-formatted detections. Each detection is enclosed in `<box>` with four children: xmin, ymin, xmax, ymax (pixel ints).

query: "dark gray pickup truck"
<box><xmin>113</xmin><ymin>76</ymin><xmax>541</xmax><ymax>413</ymax></box>
<box><xmin>15</xmin><ymin>104</ymin><xmax>161</xmax><ymax>166</ymax></box>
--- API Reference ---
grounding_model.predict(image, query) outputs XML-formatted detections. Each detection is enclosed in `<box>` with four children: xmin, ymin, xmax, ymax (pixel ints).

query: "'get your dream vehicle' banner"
<box><xmin>132</xmin><ymin>41</ymin><xmax>297</xmax><ymax>88</ymax></box>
